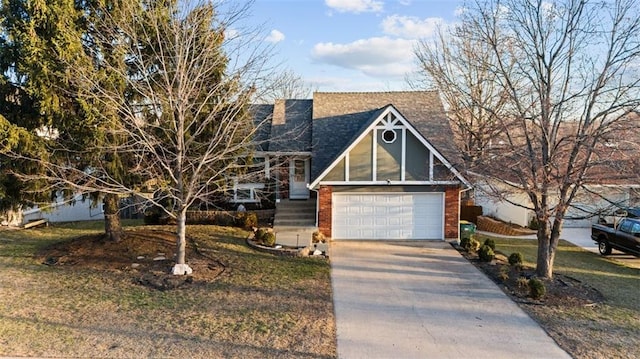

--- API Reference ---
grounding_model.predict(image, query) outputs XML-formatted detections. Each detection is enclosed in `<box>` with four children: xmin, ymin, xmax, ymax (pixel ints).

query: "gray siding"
<box><xmin>405</xmin><ymin>130</ymin><xmax>429</xmax><ymax>181</ymax></box>
<box><xmin>376</xmin><ymin>129</ymin><xmax>401</xmax><ymax>181</ymax></box>
<box><xmin>349</xmin><ymin>132</ymin><xmax>373</xmax><ymax>181</ymax></box>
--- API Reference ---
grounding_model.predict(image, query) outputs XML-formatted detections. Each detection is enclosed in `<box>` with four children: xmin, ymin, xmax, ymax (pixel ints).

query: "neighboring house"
<box><xmin>474</xmin><ymin>114</ymin><xmax>640</xmax><ymax>228</ymax></box>
<box><xmin>244</xmin><ymin>91</ymin><xmax>470</xmax><ymax>241</ymax></box>
<box><xmin>474</xmin><ymin>179</ymin><xmax>640</xmax><ymax>228</ymax></box>
<box><xmin>7</xmin><ymin>193</ymin><xmax>105</xmax><ymax>226</ymax></box>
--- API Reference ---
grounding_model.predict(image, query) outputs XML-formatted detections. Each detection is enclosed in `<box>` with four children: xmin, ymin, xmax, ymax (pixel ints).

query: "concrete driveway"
<box><xmin>330</xmin><ymin>241</ymin><xmax>571</xmax><ymax>359</ymax></box>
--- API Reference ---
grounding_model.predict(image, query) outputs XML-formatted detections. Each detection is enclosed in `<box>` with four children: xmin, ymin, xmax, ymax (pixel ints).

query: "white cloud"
<box><xmin>325</xmin><ymin>0</ymin><xmax>383</xmax><ymax>14</ymax></box>
<box><xmin>381</xmin><ymin>15</ymin><xmax>444</xmax><ymax>39</ymax></box>
<box><xmin>265</xmin><ymin>29</ymin><xmax>285</xmax><ymax>43</ymax></box>
<box><xmin>225</xmin><ymin>28</ymin><xmax>239</xmax><ymax>40</ymax></box>
<box><xmin>311</xmin><ymin>37</ymin><xmax>416</xmax><ymax>78</ymax></box>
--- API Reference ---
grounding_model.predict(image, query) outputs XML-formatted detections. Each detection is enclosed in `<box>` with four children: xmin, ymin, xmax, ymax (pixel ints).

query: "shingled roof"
<box><xmin>311</xmin><ymin>91</ymin><xmax>459</xmax><ymax>180</ymax></box>
<box><xmin>251</xmin><ymin>91</ymin><xmax>461</xmax><ymax>181</ymax></box>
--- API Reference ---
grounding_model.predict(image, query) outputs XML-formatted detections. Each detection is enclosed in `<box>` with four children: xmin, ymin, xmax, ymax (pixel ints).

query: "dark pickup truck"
<box><xmin>591</xmin><ymin>218</ymin><xmax>640</xmax><ymax>256</ymax></box>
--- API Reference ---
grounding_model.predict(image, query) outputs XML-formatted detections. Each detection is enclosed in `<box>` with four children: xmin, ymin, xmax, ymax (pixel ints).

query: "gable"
<box><xmin>311</xmin><ymin>106</ymin><xmax>468</xmax><ymax>188</ymax></box>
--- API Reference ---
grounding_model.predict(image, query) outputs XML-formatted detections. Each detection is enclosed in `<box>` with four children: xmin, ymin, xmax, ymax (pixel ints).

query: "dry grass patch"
<box><xmin>0</xmin><ymin>222</ymin><xmax>336</xmax><ymax>358</ymax></box>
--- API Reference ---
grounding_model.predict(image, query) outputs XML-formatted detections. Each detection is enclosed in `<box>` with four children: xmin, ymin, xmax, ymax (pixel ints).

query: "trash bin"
<box><xmin>460</xmin><ymin>220</ymin><xmax>476</xmax><ymax>240</ymax></box>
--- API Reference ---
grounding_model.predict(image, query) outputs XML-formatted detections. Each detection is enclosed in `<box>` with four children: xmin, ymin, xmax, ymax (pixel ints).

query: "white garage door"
<box><xmin>332</xmin><ymin>193</ymin><xmax>444</xmax><ymax>240</ymax></box>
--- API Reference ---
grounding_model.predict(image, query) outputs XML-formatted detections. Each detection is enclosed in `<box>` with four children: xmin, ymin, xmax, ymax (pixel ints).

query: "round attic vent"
<box><xmin>382</xmin><ymin>129</ymin><xmax>396</xmax><ymax>144</ymax></box>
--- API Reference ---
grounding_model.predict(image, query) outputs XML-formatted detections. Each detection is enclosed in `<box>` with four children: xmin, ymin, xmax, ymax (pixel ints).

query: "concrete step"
<box><xmin>275</xmin><ymin>212</ymin><xmax>315</xmax><ymax>220</ymax></box>
<box><xmin>273</xmin><ymin>199</ymin><xmax>316</xmax><ymax>229</ymax></box>
<box><xmin>273</xmin><ymin>218</ymin><xmax>316</xmax><ymax>227</ymax></box>
<box><xmin>276</xmin><ymin>199</ymin><xmax>316</xmax><ymax>209</ymax></box>
<box><xmin>276</xmin><ymin>206</ymin><xmax>316</xmax><ymax>213</ymax></box>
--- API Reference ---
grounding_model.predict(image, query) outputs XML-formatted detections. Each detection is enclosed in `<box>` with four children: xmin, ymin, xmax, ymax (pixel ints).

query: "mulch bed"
<box><xmin>37</xmin><ymin>230</ymin><xmax>226</xmax><ymax>290</ymax></box>
<box><xmin>456</xmin><ymin>246</ymin><xmax>605</xmax><ymax>307</ymax></box>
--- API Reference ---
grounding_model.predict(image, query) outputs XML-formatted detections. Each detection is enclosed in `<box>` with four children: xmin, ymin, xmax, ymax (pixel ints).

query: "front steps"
<box><xmin>273</xmin><ymin>199</ymin><xmax>316</xmax><ymax>227</ymax></box>
<box><xmin>273</xmin><ymin>199</ymin><xmax>317</xmax><ymax>247</ymax></box>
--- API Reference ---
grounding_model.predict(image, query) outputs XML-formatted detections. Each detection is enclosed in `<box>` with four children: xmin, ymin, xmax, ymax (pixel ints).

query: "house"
<box><xmin>474</xmin><ymin>113</ymin><xmax>640</xmax><ymax>228</ymax></box>
<box><xmin>0</xmin><ymin>193</ymin><xmax>105</xmax><ymax>227</ymax></box>
<box><xmin>243</xmin><ymin>91</ymin><xmax>470</xmax><ymax>241</ymax></box>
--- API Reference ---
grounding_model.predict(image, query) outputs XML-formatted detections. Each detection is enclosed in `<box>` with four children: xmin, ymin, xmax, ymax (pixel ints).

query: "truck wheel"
<box><xmin>598</xmin><ymin>241</ymin><xmax>612</xmax><ymax>255</ymax></box>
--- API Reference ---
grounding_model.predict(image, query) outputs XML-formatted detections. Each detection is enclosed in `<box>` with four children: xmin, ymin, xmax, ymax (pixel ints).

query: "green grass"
<box><xmin>0</xmin><ymin>221</ymin><xmax>336</xmax><ymax>358</ymax></box>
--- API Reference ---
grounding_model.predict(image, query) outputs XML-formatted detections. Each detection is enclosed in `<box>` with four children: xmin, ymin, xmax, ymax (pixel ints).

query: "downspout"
<box><xmin>310</xmin><ymin>186</ymin><xmax>320</xmax><ymax>228</ymax></box>
<box><xmin>458</xmin><ymin>185</ymin><xmax>473</xmax><ymax>244</ymax></box>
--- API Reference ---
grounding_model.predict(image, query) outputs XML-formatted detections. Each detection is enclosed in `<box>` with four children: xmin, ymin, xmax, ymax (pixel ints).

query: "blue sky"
<box><xmin>245</xmin><ymin>0</ymin><xmax>463</xmax><ymax>92</ymax></box>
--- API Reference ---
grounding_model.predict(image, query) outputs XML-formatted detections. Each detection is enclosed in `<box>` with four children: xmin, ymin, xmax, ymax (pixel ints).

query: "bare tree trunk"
<box><xmin>171</xmin><ymin>210</ymin><xmax>192</xmax><ymax>275</ymax></box>
<box><xmin>536</xmin><ymin>218</ymin><xmax>557</xmax><ymax>278</ymax></box>
<box><xmin>103</xmin><ymin>193</ymin><xmax>122</xmax><ymax>242</ymax></box>
<box><xmin>176</xmin><ymin>211</ymin><xmax>187</xmax><ymax>265</ymax></box>
<box><xmin>536</xmin><ymin>238</ymin><xmax>553</xmax><ymax>278</ymax></box>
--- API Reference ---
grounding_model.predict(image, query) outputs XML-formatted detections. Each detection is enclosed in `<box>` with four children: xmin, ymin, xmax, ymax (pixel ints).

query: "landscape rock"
<box><xmin>171</xmin><ymin>263</ymin><xmax>193</xmax><ymax>275</ymax></box>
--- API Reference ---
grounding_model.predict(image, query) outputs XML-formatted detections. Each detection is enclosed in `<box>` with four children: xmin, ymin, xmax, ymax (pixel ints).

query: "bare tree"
<box><xmin>12</xmin><ymin>0</ymin><xmax>272</xmax><ymax>275</ymax></box>
<box><xmin>413</xmin><ymin>24</ymin><xmax>510</xmax><ymax>165</ymax></box>
<box><xmin>416</xmin><ymin>0</ymin><xmax>640</xmax><ymax>278</ymax></box>
<box><xmin>253</xmin><ymin>68</ymin><xmax>314</xmax><ymax>103</ymax></box>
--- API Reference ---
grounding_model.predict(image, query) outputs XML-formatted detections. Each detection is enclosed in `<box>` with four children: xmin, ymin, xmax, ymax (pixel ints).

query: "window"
<box><xmin>620</xmin><ymin>219</ymin><xmax>633</xmax><ymax>233</ymax></box>
<box><xmin>232</xmin><ymin>183</ymin><xmax>265</xmax><ymax>203</ymax></box>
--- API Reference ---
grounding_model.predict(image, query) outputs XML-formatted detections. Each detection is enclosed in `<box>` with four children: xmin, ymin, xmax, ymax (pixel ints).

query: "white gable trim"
<box><xmin>310</xmin><ymin>105</ymin><xmax>470</xmax><ymax>188</ymax></box>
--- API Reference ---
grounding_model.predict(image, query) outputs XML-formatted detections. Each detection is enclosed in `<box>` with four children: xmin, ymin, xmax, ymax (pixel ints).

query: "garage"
<box><xmin>332</xmin><ymin>193</ymin><xmax>444</xmax><ymax>240</ymax></box>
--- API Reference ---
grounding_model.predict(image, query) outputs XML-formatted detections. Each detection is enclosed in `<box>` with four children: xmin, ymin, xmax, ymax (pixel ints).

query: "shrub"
<box><xmin>144</xmin><ymin>210</ymin><xmax>161</xmax><ymax>225</ymax></box>
<box><xmin>236</xmin><ymin>212</ymin><xmax>258</xmax><ymax>229</ymax></box>
<box><xmin>461</xmin><ymin>236</ymin><xmax>480</xmax><ymax>252</ymax></box>
<box><xmin>255</xmin><ymin>228</ymin><xmax>268</xmax><ymax>242</ymax></box>
<box><xmin>478</xmin><ymin>244</ymin><xmax>495</xmax><ymax>262</ymax></box>
<box><xmin>262</xmin><ymin>232</ymin><xmax>276</xmax><ymax>247</ymax></box>
<box><xmin>468</xmin><ymin>237</ymin><xmax>481</xmax><ymax>252</ymax></box>
<box><xmin>529</xmin><ymin>278</ymin><xmax>546</xmax><ymax>299</ymax></box>
<box><xmin>460</xmin><ymin>236</ymin><xmax>471</xmax><ymax>249</ymax></box>
<box><xmin>516</xmin><ymin>277</ymin><xmax>529</xmax><ymax>289</ymax></box>
<box><xmin>508</xmin><ymin>252</ymin><xmax>524</xmax><ymax>267</ymax></box>
<box><xmin>312</xmin><ymin>231</ymin><xmax>326</xmax><ymax>243</ymax></box>
<box><xmin>483</xmin><ymin>238</ymin><xmax>496</xmax><ymax>250</ymax></box>
<box><xmin>499</xmin><ymin>266</ymin><xmax>510</xmax><ymax>282</ymax></box>
<box><xmin>528</xmin><ymin>217</ymin><xmax>540</xmax><ymax>230</ymax></box>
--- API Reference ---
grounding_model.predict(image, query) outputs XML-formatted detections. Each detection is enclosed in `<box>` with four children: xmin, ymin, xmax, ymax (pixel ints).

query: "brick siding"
<box><xmin>318</xmin><ymin>185</ymin><xmax>332</xmax><ymax>238</ymax></box>
<box><xmin>444</xmin><ymin>186</ymin><xmax>460</xmax><ymax>239</ymax></box>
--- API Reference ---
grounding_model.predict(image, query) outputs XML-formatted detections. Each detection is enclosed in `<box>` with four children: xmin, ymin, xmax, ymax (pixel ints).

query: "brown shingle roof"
<box><xmin>311</xmin><ymin>91</ymin><xmax>461</xmax><ymax>173</ymax></box>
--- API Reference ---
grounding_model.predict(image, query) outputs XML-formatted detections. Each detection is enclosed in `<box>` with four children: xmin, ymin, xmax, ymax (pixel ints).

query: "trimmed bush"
<box><xmin>529</xmin><ymin>278</ymin><xmax>546</xmax><ymax>299</ymax></box>
<box><xmin>468</xmin><ymin>237</ymin><xmax>481</xmax><ymax>252</ymax></box>
<box><xmin>528</xmin><ymin>217</ymin><xmax>540</xmax><ymax>230</ymax></box>
<box><xmin>483</xmin><ymin>238</ymin><xmax>496</xmax><ymax>250</ymax></box>
<box><xmin>508</xmin><ymin>252</ymin><xmax>524</xmax><ymax>267</ymax></box>
<box><xmin>236</xmin><ymin>212</ymin><xmax>258</xmax><ymax>229</ymax></box>
<box><xmin>460</xmin><ymin>236</ymin><xmax>471</xmax><ymax>250</ymax></box>
<box><xmin>312</xmin><ymin>231</ymin><xmax>326</xmax><ymax>243</ymax></box>
<box><xmin>499</xmin><ymin>266</ymin><xmax>509</xmax><ymax>282</ymax></box>
<box><xmin>460</xmin><ymin>236</ymin><xmax>480</xmax><ymax>252</ymax></box>
<box><xmin>478</xmin><ymin>244</ymin><xmax>495</xmax><ymax>262</ymax></box>
<box><xmin>263</xmin><ymin>232</ymin><xmax>276</xmax><ymax>247</ymax></box>
<box><xmin>255</xmin><ymin>228</ymin><xmax>268</xmax><ymax>242</ymax></box>
<box><xmin>516</xmin><ymin>276</ymin><xmax>529</xmax><ymax>289</ymax></box>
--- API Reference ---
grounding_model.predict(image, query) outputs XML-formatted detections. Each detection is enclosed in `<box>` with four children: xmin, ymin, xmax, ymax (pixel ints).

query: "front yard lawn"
<box><xmin>0</xmin><ymin>222</ymin><xmax>335</xmax><ymax>359</ymax></box>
